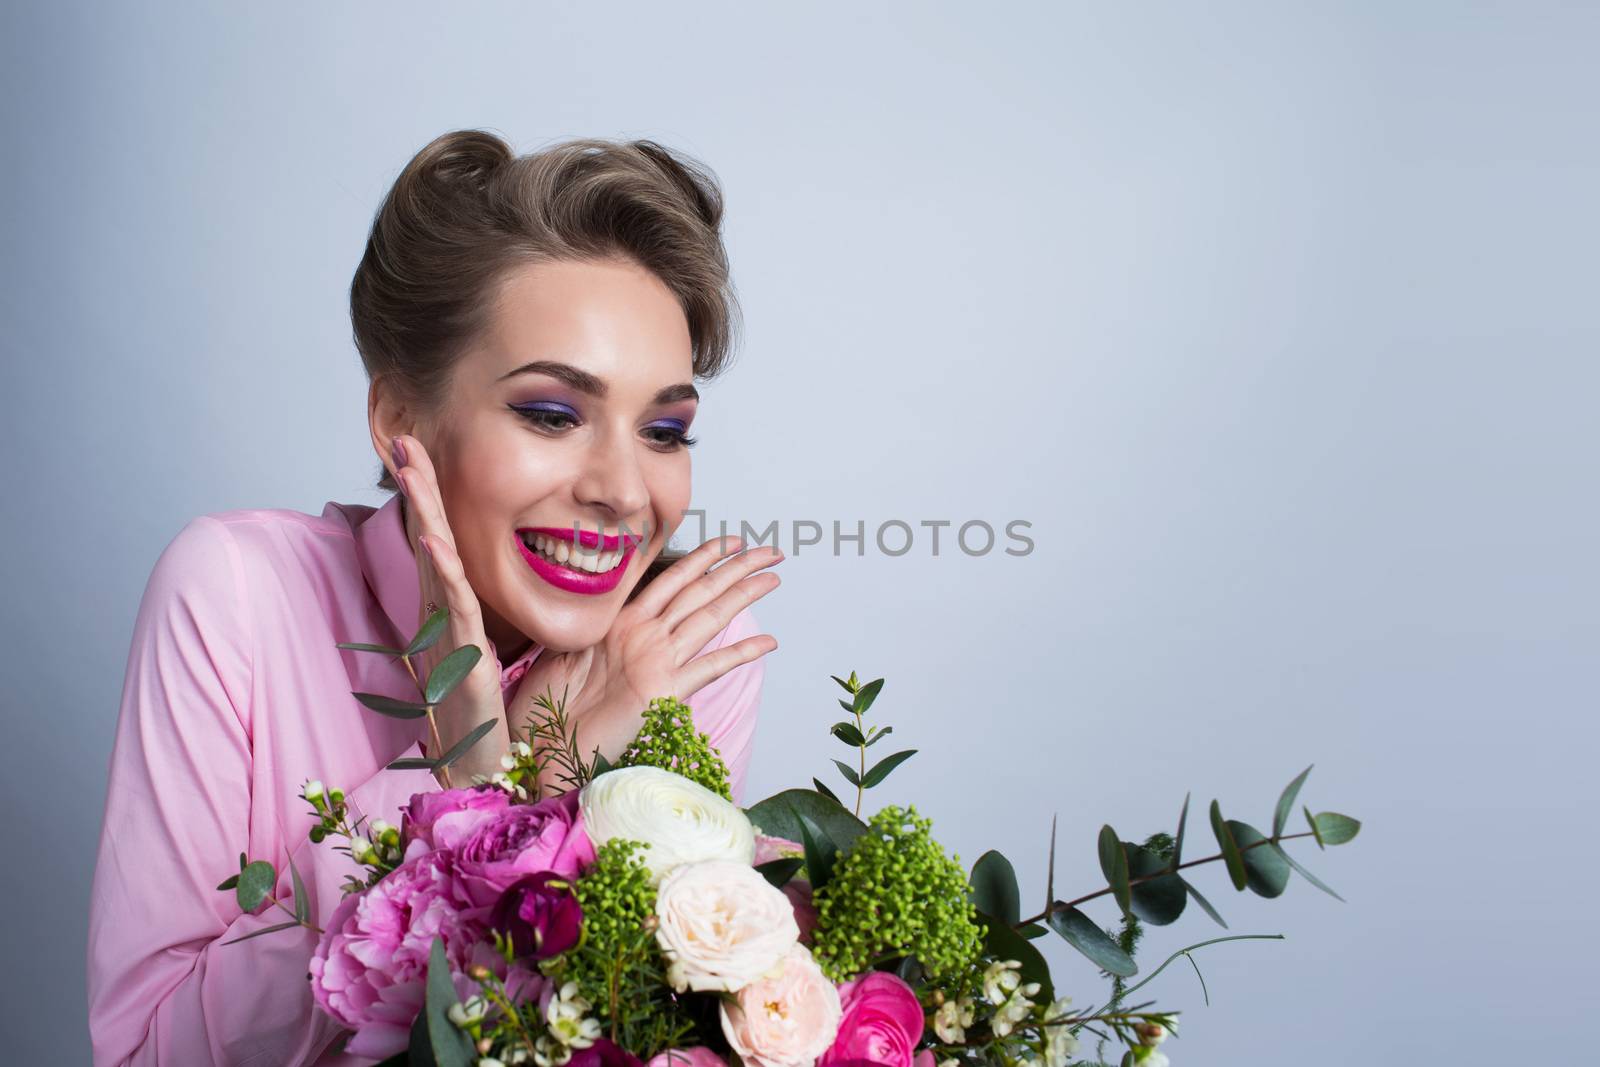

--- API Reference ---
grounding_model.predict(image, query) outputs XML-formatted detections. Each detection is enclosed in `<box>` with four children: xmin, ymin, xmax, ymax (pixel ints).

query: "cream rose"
<box><xmin>580</xmin><ymin>766</ymin><xmax>755</xmax><ymax>882</ymax></box>
<box><xmin>720</xmin><ymin>943</ymin><xmax>842</xmax><ymax>1067</ymax></box>
<box><xmin>654</xmin><ymin>859</ymin><xmax>800</xmax><ymax>993</ymax></box>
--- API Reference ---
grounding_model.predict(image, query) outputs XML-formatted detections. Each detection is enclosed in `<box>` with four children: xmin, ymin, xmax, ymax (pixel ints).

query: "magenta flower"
<box><xmin>645</xmin><ymin>1049</ymin><xmax>729</xmax><ymax>1067</ymax></box>
<box><xmin>569</xmin><ymin>1038</ymin><xmax>645</xmax><ymax>1067</ymax></box>
<box><xmin>489</xmin><ymin>871</ymin><xmax>583</xmax><ymax>960</ymax></box>
<box><xmin>308</xmin><ymin>849</ymin><xmax>483</xmax><ymax>1060</ymax></box>
<box><xmin>400</xmin><ymin>784</ymin><xmax>513</xmax><ymax>855</ymax></box>
<box><xmin>818</xmin><ymin>971</ymin><xmax>927</xmax><ymax>1067</ymax></box>
<box><xmin>454</xmin><ymin>789</ymin><xmax>596</xmax><ymax>911</ymax></box>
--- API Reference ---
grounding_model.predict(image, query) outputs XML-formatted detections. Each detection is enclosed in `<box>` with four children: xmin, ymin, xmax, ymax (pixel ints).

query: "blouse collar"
<box><xmin>328</xmin><ymin>493</ymin><xmax>545</xmax><ymax>694</ymax></box>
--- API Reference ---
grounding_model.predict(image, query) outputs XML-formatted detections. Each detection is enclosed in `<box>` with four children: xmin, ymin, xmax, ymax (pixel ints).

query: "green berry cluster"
<box><xmin>811</xmin><ymin>805</ymin><xmax>986</xmax><ymax>982</ymax></box>
<box><xmin>615</xmin><ymin>696</ymin><xmax>732</xmax><ymax>799</ymax></box>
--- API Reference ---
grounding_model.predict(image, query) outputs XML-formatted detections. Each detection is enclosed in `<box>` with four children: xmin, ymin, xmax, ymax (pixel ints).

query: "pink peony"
<box><xmin>818</xmin><ymin>971</ymin><xmax>926</xmax><ymax>1067</ymax></box>
<box><xmin>308</xmin><ymin>849</ymin><xmax>483</xmax><ymax>1060</ymax></box>
<box><xmin>400</xmin><ymin>784</ymin><xmax>513</xmax><ymax>855</ymax></box>
<box><xmin>453</xmin><ymin>790</ymin><xmax>596</xmax><ymax>911</ymax></box>
<box><xmin>753</xmin><ymin>833</ymin><xmax>819</xmax><ymax>944</ymax></box>
<box><xmin>646</xmin><ymin>1050</ymin><xmax>729</xmax><ymax>1067</ymax></box>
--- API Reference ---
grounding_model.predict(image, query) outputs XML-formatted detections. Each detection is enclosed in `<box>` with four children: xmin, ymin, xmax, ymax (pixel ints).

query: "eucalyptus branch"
<box><xmin>397</xmin><ymin>651</ymin><xmax>452</xmax><ymax>789</ymax></box>
<box><xmin>1015</xmin><ymin>830</ymin><xmax>1318</xmax><ymax>928</ymax></box>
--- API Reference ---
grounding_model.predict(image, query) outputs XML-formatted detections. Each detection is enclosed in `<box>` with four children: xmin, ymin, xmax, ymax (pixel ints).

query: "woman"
<box><xmin>86</xmin><ymin>131</ymin><xmax>783</xmax><ymax>1066</ymax></box>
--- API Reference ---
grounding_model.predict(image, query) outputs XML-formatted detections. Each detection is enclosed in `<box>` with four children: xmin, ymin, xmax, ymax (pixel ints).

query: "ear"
<box><xmin>368</xmin><ymin>375</ymin><xmax>415</xmax><ymax>485</ymax></box>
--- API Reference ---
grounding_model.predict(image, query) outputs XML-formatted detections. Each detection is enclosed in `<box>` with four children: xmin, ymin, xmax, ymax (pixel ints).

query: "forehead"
<box><xmin>470</xmin><ymin>257</ymin><xmax>694</xmax><ymax>388</ymax></box>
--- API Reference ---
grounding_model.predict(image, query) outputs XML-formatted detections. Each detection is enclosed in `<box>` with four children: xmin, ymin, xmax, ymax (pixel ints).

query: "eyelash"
<box><xmin>509</xmin><ymin>404</ymin><xmax>697</xmax><ymax>450</ymax></box>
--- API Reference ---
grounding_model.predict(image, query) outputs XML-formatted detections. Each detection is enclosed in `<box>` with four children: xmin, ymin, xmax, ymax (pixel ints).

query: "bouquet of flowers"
<box><xmin>221</xmin><ymin>610</ymin><xmax>1361</xmax><ymax>1067</ymax></box>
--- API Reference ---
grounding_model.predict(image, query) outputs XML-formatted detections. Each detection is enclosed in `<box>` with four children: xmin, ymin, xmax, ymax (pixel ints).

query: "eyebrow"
<box><xmin>496</xmin><ymin>359</ymin><xmax>699</xmax><ymax>405</ymax></box>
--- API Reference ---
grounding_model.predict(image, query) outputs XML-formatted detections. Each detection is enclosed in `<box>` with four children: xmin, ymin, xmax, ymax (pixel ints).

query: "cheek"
<box><xmin>646</xmin><ymin>460</ymin><xmax>692</xmax><ymax>536</ymax></box>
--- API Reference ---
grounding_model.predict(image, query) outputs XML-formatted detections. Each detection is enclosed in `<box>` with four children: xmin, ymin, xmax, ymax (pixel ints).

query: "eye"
<box><xmin>509</xmin><ymin>401</ymin><xmax>579</xmax><ymax>433</ymax></box>
<box><xmin>643</xmin><ymin>420</ymin><xmax>697</xmax><ymax>451</ymax></box>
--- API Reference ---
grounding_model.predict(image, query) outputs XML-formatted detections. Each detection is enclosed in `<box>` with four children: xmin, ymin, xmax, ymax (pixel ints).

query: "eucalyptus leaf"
<box><xmin>979</xmin><ymin>909</ymin><xmax>1055</xmax><ymax>1001</ymax></box>
<box><xmin>830</xmin><ymin>674</ymin><xmax>852</xmax><ymax>692</ymax></box>
<box><xmin>424</xmin><ymin>645</ymin><xmax>483</xmax><ymax>705</ymax></box>
<box><xmin>1209</xmin><ymin>800</ymin><xmax>1248</xmax><ymax>891</ymax></box>
<box><xmin>289</xmin><ymin>854</ymin><xmax>310</xmax><ymax>924</ymax></box>
<box><xmin>388</xmin><ymin>757</ymin><xmax>438</xmax><ymax>771</ymax></box>
<box><xmin>415</xmin><ymin>936</ymin><xmax>474</xmax><ymax>1067</ymax></box>
<box><xmin>1274</xmin><ymin>765</ymin><xmax>1314</xmax><ymax>838</ymax></box>
<box><xmin>830</xmin><ymin>721</ymin><xmax>866</xmax><ymax>746</ymax></box>
<box><xmin>837</xmin><ymin>699</ymin><xmax>855</xmax><ymax>714</ymax></box>
<box><xmin>1180</xmin><ymin>877</ymin><xmax>1229</xmax><ymax>929</ymax></box>
<box><xmin>1098</xmin><ymin>825</ymin><xmax>1132</xmax><ymax>918</ymax></box>
<box><xmin>1304</xmin><ymin>805</ymin><xmax>1326</xmax><ymax>849</ymax></box>
<box><xmin>864</xmin><ymin>725</ymin><xmax>895</xmax><ymax>747</ymax></box>
<box><xmin>1172</xmin><ymin>792</ymin><xmax>1191</xmax><ymax>869</ymax></box>
<box><xmin>832</xmin><ymin>759</ymin><xmax>862</xmax><ymax>787</ymax></box>
<box><xmin>1227</xmin><ymin>820</ymin><xmax>1291</xmax><ymax>898</ymax></box>
<box><xmin>435</xmin><ymin>718</ymin><xmax>499</xmax><ymax>769</ymax></box>
<box><xmin>744</xmin><ymin>789</ymin><xmax>868</xmax><ymax>850</ymax></box>
<box><xmin>812</xmin><ymin>777</ymin><xmax>841</xmax><ymax>803</ymax></box>
<box><xmin>969</xmin><ymin>850</ymin><xmax>1021</xmax><ymax>926</ymax></box>
<box><xmin>796</xmin><ymin>811</ymin><xmax>838</xmax><ymax>891</ymax></box>
<box><xmin>235</xmin><ymin>860</ymin><xmax>276</xmax><ymax>913</ymax></box>
<box><xmin>336</xmin><ymin>641</ymin><xmax>404</xmax><ymax>656</ymax></box>
<box><xmin>861</xmin><ymin>749</ymin><xmax>917</xmax><ymax>788</ymax></box>
<box><xmin>1310</xmin><ymin>811</ymin><xmax>1361</xmax><ymax>845</ymax></box>
<box><xmin>1018</xmin><ymin>922</ymin><xmax>1048</xmax><ymax>939</ymax></box>
<box><xmin>406</xmin><ymin>608</ymin><xmax>450</xmax><ymax>657</ymax></box>
<box><xmin>353</xmin><ymin>693</ymin><xmax>430</xmax><ymax>719</ymax></box>
<box><xmin>1269</xmin><ymin>842</ymin><xmax>1345</xmax><ymax>902</ymax></box>
<box><xmin>853</xmin><ymin>678</ymin><xmax>884</xmax><ymax>716</ymax></box>
<box><xmin>755</xmin><ymin>857</ymin><xmax>805</xmax><ymax>889</ymax></box>
<box><xmin>1127</xmin><ymin>843</ymin><xmax>1187</xmax><ymax>926</ymax></box>
<box><xmin>220</xmin><ymin>919</ymin><xmax>303</xmax><ymax>945</ymax></box>
<box><xmin>591</xmin><ymin>750</ymin><xmax>612</xmax><ymax>778</ymax></box>
<box><xmin>1046</xmin><ymin>904</ymin><xmax>1137</xmax><ymax>977</ymax></box>
<box><xmin>215</xmin><ymin>874</ymin><xmax>239</xmax><ymax>891</ymax></box>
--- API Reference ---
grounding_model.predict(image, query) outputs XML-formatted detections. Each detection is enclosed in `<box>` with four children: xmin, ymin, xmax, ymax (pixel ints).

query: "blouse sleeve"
<box><xmin>684</xmin><ymin>605</ymin><xmax>769</xmax><ymax>806</ymax></box>
<box><xmin>86</xmin><ymin>517</ymin><xmax>435</xmax><ymax>1066</ymax></box>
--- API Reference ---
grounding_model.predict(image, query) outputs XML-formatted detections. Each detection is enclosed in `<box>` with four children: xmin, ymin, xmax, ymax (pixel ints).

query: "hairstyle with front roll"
<box><xmin>349</xmin><ymin>129</ymin><xmax>743</xmax><ymax>599</ymax></box>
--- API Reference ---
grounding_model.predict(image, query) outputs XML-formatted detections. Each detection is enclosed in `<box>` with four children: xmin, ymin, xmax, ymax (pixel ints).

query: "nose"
<box><xmin>571</xmin><ymin>424</ymin><xmax>651</xmax><ymax>529</ymax></box>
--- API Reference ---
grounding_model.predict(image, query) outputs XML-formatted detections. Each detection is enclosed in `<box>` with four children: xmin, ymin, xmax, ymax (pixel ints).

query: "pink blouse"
<box><xmin>86</xmin><ymin>493</ymin><xmax>765</xmax><ymax>1066</ymax></box>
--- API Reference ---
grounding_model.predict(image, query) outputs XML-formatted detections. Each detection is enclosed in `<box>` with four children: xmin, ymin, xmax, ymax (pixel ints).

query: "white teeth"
<box><xmin>520</xmin><ymin>532</ymin><xmax>625</xmax><ymax>574</ymax></box>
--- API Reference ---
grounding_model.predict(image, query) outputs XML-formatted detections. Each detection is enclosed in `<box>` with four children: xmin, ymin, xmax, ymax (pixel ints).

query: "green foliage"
<box><xmin>539</xmin><ymin>839</ymin><xmax>694</xmax><ymax>1054</ymax></box>
<box><xmin>615</xmin><ymin>696</ymin><xmax>732</xmax><ymax>799</ymax></box>
<box><xmin>744</xmin><ymin>789</ymin><xmax>868</xmax><ymax>851</ymax></box>
<box><xmin>811</xmin><ymin>805</ymin><xmax>984</xmax><ymax>982</ymax></box>
<box><xmin>825</xmin><ymin>670</ymin><xmax>912</xmax><ymax>815</ymax></box>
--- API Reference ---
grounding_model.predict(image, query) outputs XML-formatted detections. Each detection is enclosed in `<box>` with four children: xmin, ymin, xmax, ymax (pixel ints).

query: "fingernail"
<box><xmin>391</xmin><ymin>436</ymin><xmax>407</xmax><ymax>471</ymax></box>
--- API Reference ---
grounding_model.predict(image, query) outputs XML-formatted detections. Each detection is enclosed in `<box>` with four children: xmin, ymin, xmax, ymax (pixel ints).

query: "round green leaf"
<box><xmin>1227</xmin><ymin>820</ymin><xmax>1292</xmax><ymax>898</ymax></box>
<box><xmin>1311</xmin><ymin>811</ymin><xmax>1361</xmax><ymax>846</ymax></box>
<box><xmin>1046</xmin><ymin>904</ymin><xmax>1137</xmax><ymax>977</ymax></box>
<box><xmin>235</xmin><ymin>860</ymin><xmax>276</xmax><ymax>912</ymax></box>
<box><xmin>1210</xmin><ymin>800</ymin><xmax>1248</xmax><ymax>891</ymax></box>
<box><xmin>1127</xmin><ymin>843</ymin><xmax>1187</xmax><ymax>926</ymax></box>
<box><xmin>745</xmin><ymin>789</ymin><xmax>868</xmax><ymax>852</ymax></box>
<box><xmin>969</xmin><ymin>850</ymin><xmax>1021</xmax><ymax>927</ymax></box>
<box><xmin>1098</xmin><ymin>825</ymin><xmax>1132</xmax><ymax>917</ymax></box>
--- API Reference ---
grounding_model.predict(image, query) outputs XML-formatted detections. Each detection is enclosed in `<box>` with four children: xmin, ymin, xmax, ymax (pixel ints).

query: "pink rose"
<box><xmin>454</xmin><ymin>790</ymin><xmax>596</xmax><ymax>910</ymax></box>
<box><xmin>753</xmin><ymin>833</ymin><xmax>820</xmax><ymax>944</ymax></box>
<box><xmin>400</xmin><ymin>784</ymin><xmax>512</xmax><ymax>854</ymax></box>
<box><xmin>819</xmin><ymin>971</ymin><xmax>926</xmax><ymax>1067</ymax></box>
<box><xmin>646</xmin><ymin>1049</ymin><xmax>729</xmax><ymax>1067</ymax></box>
<box><xmin>309</xmin><ymin>850</ymin><xmax>482</xmax><ymax>1060</ymax></box>
<box><xmin>720</xmin><ymin>944</ymin><xmax>842</xmax><ymax>1067</ymax></box>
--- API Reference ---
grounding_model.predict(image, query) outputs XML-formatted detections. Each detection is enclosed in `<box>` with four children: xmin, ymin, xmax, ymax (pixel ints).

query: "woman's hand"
<box><xmin>509</xmin><ymin>534</ymin><xmax>784</xmax><ymax>791</ymax></box>
<box><xmin>389</xmin><ymin>434</ymin><xmax>513</xmax><ymax>787</ymax></box>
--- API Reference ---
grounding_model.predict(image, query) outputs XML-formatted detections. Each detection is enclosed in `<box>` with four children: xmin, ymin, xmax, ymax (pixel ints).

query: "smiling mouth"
<box><xmin>517</xmin><ymin>531</ymin><xmax>629</xmax><ymax>575</ymax></box>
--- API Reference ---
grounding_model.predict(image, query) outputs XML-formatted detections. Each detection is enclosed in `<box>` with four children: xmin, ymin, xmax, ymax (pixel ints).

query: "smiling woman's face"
<box><xmin>390</xmin><ymin>256</ymin><xmax>698</xmax><ymax>657</ymax></box>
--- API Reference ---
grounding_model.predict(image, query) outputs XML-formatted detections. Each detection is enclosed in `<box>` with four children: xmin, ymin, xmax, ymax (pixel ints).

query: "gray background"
<box><xmin>4</xmin><ymin>2</ymin><xmax>1594</xmax><ymax>1062</ymax></box>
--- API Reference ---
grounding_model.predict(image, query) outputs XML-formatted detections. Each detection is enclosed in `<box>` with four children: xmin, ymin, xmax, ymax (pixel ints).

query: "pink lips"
<box><xmin>515</xmin><ymin>526</ymin><xmax>641</xmax><ymax>596</ymax></box>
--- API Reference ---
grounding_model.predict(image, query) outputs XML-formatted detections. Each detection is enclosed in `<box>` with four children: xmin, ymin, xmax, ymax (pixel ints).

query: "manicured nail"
<box><xmin>391</xmin><ymin>436</ymin><xmax>407</xmax><ymax>471</ymax></box>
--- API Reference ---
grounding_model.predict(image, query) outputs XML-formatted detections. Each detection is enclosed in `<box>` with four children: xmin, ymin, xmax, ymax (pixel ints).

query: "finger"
<box><xmin>417</xmin><ymin>532</ymin><xmax>488</xmax><ymax>648</ymax></box>
<box><xmin>625</xmin><ymin>534</ymin><xmax>747</xmax><ymax>620</ymax></box>
<box><xmin>659</xmin><ymin>544</ymin><xmax>784</xmax><ymax>632</ymax></box>
<box><xmin>396</xmin><ymin>434</ymin><xmax>459</xmax><ymax>555</ymax></box>
<box><xmin>671</xmin><ymin>569</ymin><xmax>782</xmax><ymax>662</ymax></box>
<box><xmin>674</xmin><ymin>633</ymin><xmax>779</xmax><ymax>698</ymax></box>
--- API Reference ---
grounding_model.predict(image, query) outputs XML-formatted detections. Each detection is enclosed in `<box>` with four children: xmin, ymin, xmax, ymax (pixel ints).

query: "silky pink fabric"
<box><xmin>87</xmin><ymin>494</ymin><xmax>765</xmax><ymax>1065</ymax></box>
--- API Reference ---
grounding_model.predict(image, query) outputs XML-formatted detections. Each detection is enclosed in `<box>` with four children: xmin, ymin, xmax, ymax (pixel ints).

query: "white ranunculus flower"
<box><xmin>579</xmin><ymin>765</ymin><xmax>756</xmax><ymax>882</ymax></box>
<box><xmin>654</xmin><ymin>859</ymin><xmax>800</xmax><ymax>993</ymax></box>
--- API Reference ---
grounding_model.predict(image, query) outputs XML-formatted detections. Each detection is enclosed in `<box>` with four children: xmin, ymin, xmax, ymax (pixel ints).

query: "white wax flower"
<box><xmin>579</xmin><ymin>765</ymin><xmax>755</xmax><ymax>882</ymax></box>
